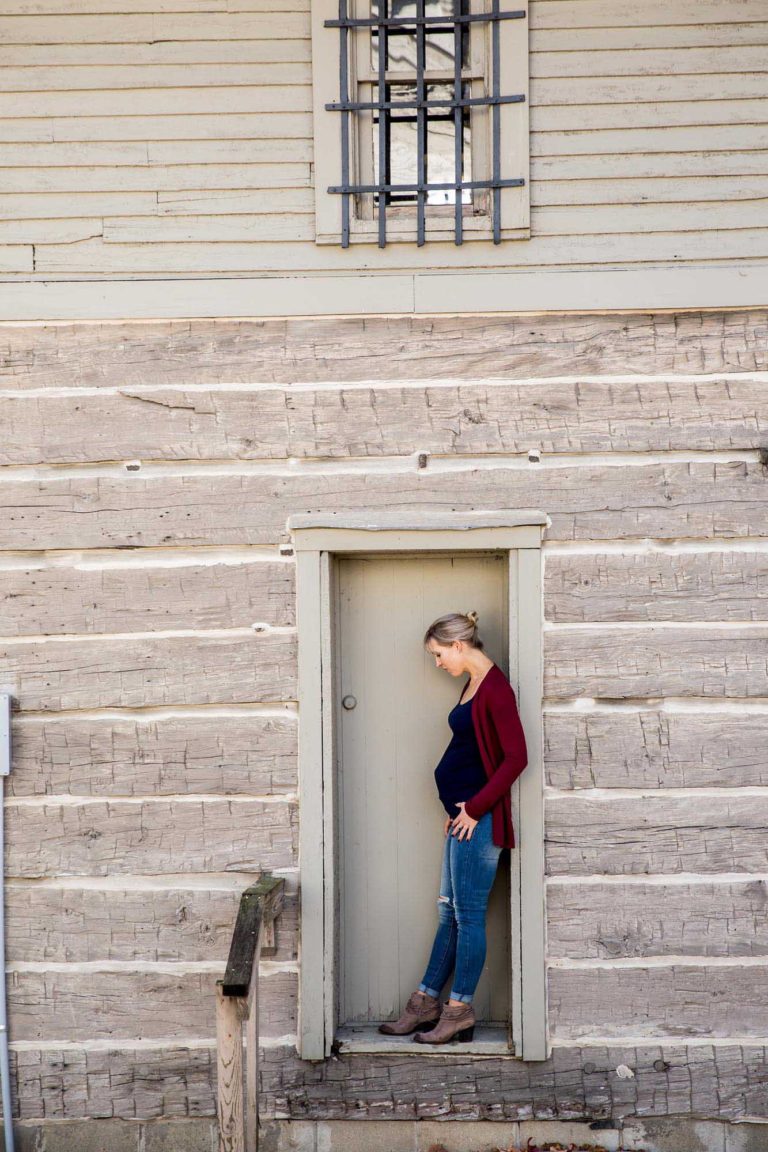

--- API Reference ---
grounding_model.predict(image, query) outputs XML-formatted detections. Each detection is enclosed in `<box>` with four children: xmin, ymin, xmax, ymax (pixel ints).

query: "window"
<box><xmin>311</xmin><ymin>0</ymin><xmax>530</xmax><ymax>246</ymax></box>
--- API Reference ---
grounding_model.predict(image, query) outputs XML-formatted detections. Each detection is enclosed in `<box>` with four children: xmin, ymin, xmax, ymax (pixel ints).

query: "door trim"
<box><xmin>290</xmin><ymin>512</ymin><xmax>548</xmax><ymax>1062</ymax></box>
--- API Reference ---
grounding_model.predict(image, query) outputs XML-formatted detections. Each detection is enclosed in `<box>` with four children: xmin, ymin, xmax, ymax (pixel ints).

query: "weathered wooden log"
<box><xmin>8</xmin><ymin>713</ymin><xmax>297</xmax><ymax>796</ymax></box>
<box><xmin>1</xmin><ymin>460</ymin><xmax>765</xmax><ymax>549</ymax></box>
<box><xmin>0</xmin><ymin>632</ymin><xmax>296</xmax><ymax>711</ymax></box>
<box><xmin>1</xmin><ymin>312</ymin><xmax>765</xmax><ymax>389</ymax></box>
<box><xmin>0</xmin><ymin>558</ymin><xmax>294</xmax><ymax>635</ymax></box>
<box><xmin>7</xmin><ymin>796</ymin><xmax>298</xmax><ymax>876</ymax></box>
<box><xmin>544</xmin><ymin>550</ymin><xmax>768</xmax><ymax>622</ymax></box>
<box><xmin>3</xmin><ymin>875</ymin><xmax>299</xmax><ymax>963</ymax></box>
<box><xmin>3</xmin><ymin>376</ymin><xmax>767</xmax><ymax>463</ymax></box>
<box><xmin>546</xmin><ymin>878</ymin><xmax>768</xmax><ymax>958</ymax></box>
<box><xmin>7</xmin><ymin>965</ymin><xmax>296</xmax><ymax>1041</ymax></box>
<box><xmin>544</xmin><ymin>626</ymin><xmax>768</xmax><ymax>698</ymax></box>
<box><xmin>549</xmin><ymin>963</ymin><xmax>768</xmax><ymax>1039</ymax></box>
<box><xmin>545</xmin><ymin>793</ymin><xmax>768</xmax><ymax>875</ymax></box>
<box><xmin>544</xmin><ymin>710</ymin><xmax>768</xmax><ymax>789</ymax></box>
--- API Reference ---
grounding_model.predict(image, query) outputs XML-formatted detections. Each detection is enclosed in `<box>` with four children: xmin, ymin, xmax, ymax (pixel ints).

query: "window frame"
<box><xmin>290</xmin><ymin>512</ymin><xmax>547</xmax><ymax>1062</ymax></box>
<box><xmin>311</xmin><ymin>0</ymin><xmax>530</xmax><ymax>247</ymax></box>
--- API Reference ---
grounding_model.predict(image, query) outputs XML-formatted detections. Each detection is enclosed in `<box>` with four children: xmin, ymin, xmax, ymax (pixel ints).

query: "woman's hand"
<box><xmin>450</xmin><ymin>801</ymin><xmax>478</xmax><ymax>841</ymax></box>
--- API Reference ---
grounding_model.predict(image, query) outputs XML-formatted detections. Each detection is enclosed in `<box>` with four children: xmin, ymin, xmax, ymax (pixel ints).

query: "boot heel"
<box><xmin>414</xmin><ymin>1019</ymin><xmax>438</xmax><ymax>1033</ymax></box>
<box><xmin>456</xmin><ymin>1025</ymin><xmax>475</xmax><ymax>1042</ymax></box>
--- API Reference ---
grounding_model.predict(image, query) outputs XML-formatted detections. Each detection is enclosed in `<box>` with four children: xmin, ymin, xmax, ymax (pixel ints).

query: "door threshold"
<box><xmin>334</xmin><ymin>1023</ymin><xmax>516</xmax><ymax>1056</ymax></box>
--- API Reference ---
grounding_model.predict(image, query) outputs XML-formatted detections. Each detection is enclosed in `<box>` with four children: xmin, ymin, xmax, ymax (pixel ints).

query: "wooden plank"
<box><xmin>531</xmin><ymin>45</ymin><xmax>768</xmax><ymax>78</ymax></box>
<box><xmin>530</xmin><ymin>2</ymin><xmax>768</xmax><ymax>29</ymax></box>
<box><xmin>0</xmin><ymin>42</ymin><xmax>312</xmax><ymax>65</ymax></box>
<box><xmin>0</xmin><ymin>164</ymin><xmax>311</xmax><ymax>194</ymax></box>
<box><xmin>5</xmin><ymin>877</ymin><xmax>299</xmax><ymax>962</ymax></box>
<box><xmin>0</xmin><ymin>140</ymin><xmax>312</xmax><ymax>165</ymax></box>
<box><xmin>0</xmin><ymin>14</ymin><xmax>309</xmax><ymax>42</ymax></box>
<box><xmin>0</xmin><ymin>247</ymin><xmax>32</xmax><ymax>272</ymax></box>
<box><xmin>4</xmin><ymin>376</ymin><xmax>766</xmax><ymax>464</ymax></box>
<box><xmin>157</xmin><ymin>189</ymin><xmax>314</xmax><ymax>215</ymax></box>
<box><xmin>547</xmin><ymin>879</ymin><xmax>768</xmax><ymax>958</ymax></box>
<box><xmin>0</xmin><ymin>191</ymin><xmax>157</xmax><ymax>218</ymax></box>
<box><xmin>0</xmin><ymin>62</ymin><xmax>309</xmax><ymax>91</ymax></box>
<box><xmin>532</xmin><ymin>73</ymin><xmax>768</xmax><ymax>104</ymax></box>
<box><xmin>1</xmin><ymin>313</ymin><xmax>764</xmax><ymax>390</ymax></box>
<box><xmin>216</xmin><ymin>981</ymin><xmax>246</xmax><ymax>1152</ymax></box>
<box><xmin>0</xmin><ymin>558</ymin><xmax>294</xmax><ymax>633</ymax></box>
<box><xmin>531</xmin><ymin>23</ymin><xmax>768</xmax><ymax>50</ymax></box>
<box><xmin>9</xmin><ymin>713</ymin><xmax>297</xmax><ymax>796</ymax></box>
<box><xmin>0</xmin><ymin>112</ymin><xmax>310</xmax><ymax>143</ymax></box>
<box><xmin>546</xmin><ymin>793</ymin><xmax>768</xmax><ymax>875</ymax></box>
<box><xmin>533</xmin><ymin>176</ymin><xmax>768</xmax><ymax>206</ymax></box>
<box><xmin>545</xmin><ymin>550</ymin><xmax>768</xmax><ymax>622</ymax></box>
<box><xmin>0</xmin><ymin>218</ymin><xmax>102</xmax><ymax>244</ymax></box>
<box><xmin>0</xmin><ymin>633</ymin><xmax>296</xmax><ymax>711</ymax></box>
<box><xmin>533</xmin><ymin>126</ymin><xmax>768</xmax><ymax>158</ymax></box>
<box><xmin>545</xmin><ymin>626</ymin><xmax>768</xmax><ymax>698</ymax></box>
<box><xmin>0</xmin><ymin>87</ymin><xmax>312</xmax><ymax>118</ymax></box>
<box><xmin>532</xmin><ymin>99</ymin><xmax>768</xmax><ymax>132</ymax></box>
<box><xmin>31</xmin><ymin>229</ymin><xmax>768</xmax><ymax>272</ymax></box>
<box><xmin>549</xmin><ymin>964</ymin><xmax>768</xmax><ymax>1040</ymax></box>
<box><xmin>544</xmin><ymin>710</ymin><xmax>768</xmax><ymax>790</ymax></box>
<box><xmin>533</xmin><ymin>152</ymin><xmax>768</xmax><ymax>179</ymax></box>
<box><xmin>7</xmin><ymin>796</ymin><xmax>298</xmax><ymax>877</ymax></box>
<box><xmin>7</xmin><ymin>967</ymin><xmax>296</xmax><ymax>1040</ymax></box>
<box><xmin>104</xmin><ymin>215</ymin><xmax>316</xmax><ymax>243</ymax></box>
<box><xmin>1</xmin><ymin>461</ymin><xmax>765</xmax><ymax>549</ymax></box>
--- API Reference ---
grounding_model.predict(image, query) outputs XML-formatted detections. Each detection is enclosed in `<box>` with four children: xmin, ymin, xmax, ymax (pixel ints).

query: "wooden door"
<box><xmin>335</xmin><ymin>551</ymin><xmax>511</xmax><ymax>1026</ymax></box>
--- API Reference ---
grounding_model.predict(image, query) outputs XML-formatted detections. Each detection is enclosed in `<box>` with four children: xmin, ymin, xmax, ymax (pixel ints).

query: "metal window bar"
<box><xmin>325</xmin><ymin>1</ymin><xmax>525</xmax><ymax>247</ymax></box>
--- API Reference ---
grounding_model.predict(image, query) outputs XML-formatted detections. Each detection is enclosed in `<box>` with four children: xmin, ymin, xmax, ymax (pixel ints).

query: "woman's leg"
<box><xmin>446</xmin><ymin>811</ymin><xmax>502</xmax><ymax>1004</ymax></box>
<box><xmin>417</xmin><ymin>825</ymin><xmax>458</xmax><ymax>998</ymax></box>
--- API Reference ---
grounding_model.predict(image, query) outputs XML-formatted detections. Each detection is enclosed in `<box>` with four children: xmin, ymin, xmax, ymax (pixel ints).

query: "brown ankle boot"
<box><xmin>378</xmin><ymin>991</ymin><xmax>440</xmax><ymax>1035</ymax></box>
<box><xmin>412</xmin><ymin>1000</ymin><xmax>475</xmax><ymax>1044</ymax></box>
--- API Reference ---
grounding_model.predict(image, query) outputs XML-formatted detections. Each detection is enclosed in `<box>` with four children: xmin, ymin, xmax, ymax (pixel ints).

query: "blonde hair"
<box><xmin>423</xmin><ymin>610</ymin><xmax>484</xmax><ymax>652</ymax></box>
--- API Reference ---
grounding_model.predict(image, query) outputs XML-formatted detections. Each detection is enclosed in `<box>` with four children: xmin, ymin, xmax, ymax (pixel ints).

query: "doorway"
<box><xmin>334</xmin><ymin>552</ymin><xmax>511</xmax><ymax>1029</ymax></box>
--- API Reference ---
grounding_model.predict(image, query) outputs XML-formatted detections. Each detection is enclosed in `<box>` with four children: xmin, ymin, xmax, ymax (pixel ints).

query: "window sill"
<box><xmin>334</xmin><ymin>1023</ymin><xmax>516</xmax><ymax>1057</ymax></box>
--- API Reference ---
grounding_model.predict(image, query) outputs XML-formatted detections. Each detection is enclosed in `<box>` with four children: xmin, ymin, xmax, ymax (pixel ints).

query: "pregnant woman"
<box><xmin>379</xmin><ymin>610</ymin><xmax>528</xmax><ymax>1044</ymax></box>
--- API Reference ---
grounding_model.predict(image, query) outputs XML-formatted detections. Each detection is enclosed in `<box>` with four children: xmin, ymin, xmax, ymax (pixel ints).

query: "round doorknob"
<box><xmin>342</xmin><ymin>695</ymin><xmax>357</xmax><ymax>710</ymax></box>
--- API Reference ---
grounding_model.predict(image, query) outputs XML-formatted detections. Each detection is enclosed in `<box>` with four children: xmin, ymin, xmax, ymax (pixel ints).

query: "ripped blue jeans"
<box><xmin>418</xmin><ymin>810</ymin><xmax>502</xmax><ymax>1004</ymax></box>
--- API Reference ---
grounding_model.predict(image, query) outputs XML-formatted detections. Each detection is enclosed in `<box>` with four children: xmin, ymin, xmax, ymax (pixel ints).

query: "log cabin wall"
<box><xmin>1</xmin><ymin>0</ymin><xmax>767</xmax><ymax>1140</ymax></box>
<box><xmin>1</xmin><ymin>310</ymin><xmax>767</xmax><ymax>1131</ymax></box>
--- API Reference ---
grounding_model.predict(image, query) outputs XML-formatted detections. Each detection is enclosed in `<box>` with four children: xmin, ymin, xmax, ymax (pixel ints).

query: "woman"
<box><xmin>378</xmin><ymin>610</ymin><xmax>528</xmax><ymax>1044</ymax></box>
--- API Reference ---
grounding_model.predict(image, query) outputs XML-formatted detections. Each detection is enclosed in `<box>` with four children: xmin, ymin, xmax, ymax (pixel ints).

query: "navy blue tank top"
<box><xmin>434</xmin><ymin>696</ymin><xmax>488</xmax><ymax>819</ymax></box>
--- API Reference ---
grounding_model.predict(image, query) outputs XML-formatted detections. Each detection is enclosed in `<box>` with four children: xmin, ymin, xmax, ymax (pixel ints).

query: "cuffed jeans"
<box><xmin>418</xmin><ymin>809</ymin><xmax>502</xmax><ymax>1004</ymax></box>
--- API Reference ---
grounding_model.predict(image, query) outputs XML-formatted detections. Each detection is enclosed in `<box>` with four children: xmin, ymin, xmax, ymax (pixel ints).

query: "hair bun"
<box><xmin>466</xmin><ymin>610</ymin><xmax>479</xmax><ymax>626</ymax></box>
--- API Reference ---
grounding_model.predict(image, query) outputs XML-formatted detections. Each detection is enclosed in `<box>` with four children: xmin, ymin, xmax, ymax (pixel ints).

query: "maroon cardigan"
<box><xmin>462</xmin><ymin>663</ymin><xmax>528</xmax><ymax>849</ymax></box>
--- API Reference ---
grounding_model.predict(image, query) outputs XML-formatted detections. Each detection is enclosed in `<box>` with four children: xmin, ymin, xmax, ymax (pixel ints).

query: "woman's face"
<box><xmin>426</xmin><ymin>640</ymin><xmax>464</xmax><ymax>676</ymax></box>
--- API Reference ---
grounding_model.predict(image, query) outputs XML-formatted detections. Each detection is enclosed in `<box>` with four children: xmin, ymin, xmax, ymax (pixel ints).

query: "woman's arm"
<box><xmin>463</xmin><ymin>688</ymin><xmax>528</xmax><ymax>820</ymax></box>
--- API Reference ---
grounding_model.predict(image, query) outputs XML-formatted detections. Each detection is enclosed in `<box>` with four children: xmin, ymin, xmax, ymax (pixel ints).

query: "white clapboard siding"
<box><xmin>530</xmin><ymin>1</ymin><xmax>768</xmax><ymax>28</ymax></box>
<box><xmin>0</xmin><ymin>63</ymin><xmax>309</xmax><ymax>90</ymax></box>
<box><xmin>31</xmin><ymin>229</ymin><xmax>768</xmax><ymax>273</ymax></box>
<box><xmin>0</xmin><ymin>14</ymin><xmax>309</xmax><ymax>42</ymax></box>
<box><xmin>531</xmin><ymin>45</ymin><xmax>768</xmax><ymax>77</ymax></box>
<box><xmin>0</xmin><ymin>2</ymin><xmax>765</xmax><ymax>279</ymax></box>
<box><xmin>533</xmin><ymin>98</ymin><xmax>768</xmax><ymax>132</ymax></box>
<box><xmin>0</xmin><ymin>40</ymin><xmax>312</xmax><ymax>64</ymax></box>
<box><xmin>531</xmin><ymin>22</ymin><xmax>768</xmax><ymax>50</ymax></box>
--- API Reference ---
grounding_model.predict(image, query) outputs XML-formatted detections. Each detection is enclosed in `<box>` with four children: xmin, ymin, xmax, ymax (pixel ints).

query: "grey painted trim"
<box><xmin>293</xmin><ymin>516</ymin><xmax>546</xmax><ymax>1061</ymax></box>
<box><xmin>1</xmin><ymin>266</ymin><xmax>766</xmax><ymax>321</ymax></box>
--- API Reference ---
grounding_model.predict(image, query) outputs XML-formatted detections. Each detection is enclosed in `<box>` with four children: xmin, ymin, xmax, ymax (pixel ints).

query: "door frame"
<box><xmin>289</xmin><ymin>511</ymin><xmax>548</xmax><ymax>1062</ymax></box>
